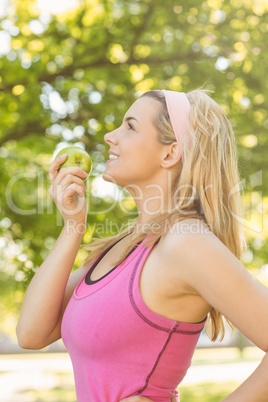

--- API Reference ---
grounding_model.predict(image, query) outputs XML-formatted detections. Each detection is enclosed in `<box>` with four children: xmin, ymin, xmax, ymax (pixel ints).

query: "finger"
<box><xmin>48</xmin><ymin>154</ymin><xmax>67</xmax><ymax>181</ymax></box>
<box><xmin>54</xmin><ymin>166</ymin><xmax>88</xmax><ymax>185</ymax></box>
<box><xmin>63</xmin><ymin>183</ymin><xmax>86</xmax><ymax>199</ymax></box>
<box><xmin>119</xmin><ymin>398</ymin><xmax>154</xmax><ymax>402</ymax></box>
<box><xmin>59</xmin><ymin>174</ymin><xmax>87</xmax><ymax>193</ymax></box>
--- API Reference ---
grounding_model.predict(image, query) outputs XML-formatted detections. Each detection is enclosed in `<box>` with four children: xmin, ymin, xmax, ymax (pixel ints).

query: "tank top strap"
<box><xmin>129</xmin><ymin>237</ymin><xmax>207</xmax><ymax>334</ymax></box>
<box><xmin>74</xmin><ymin>235</ymin><xmax>149</xmax><ymax>299</ymax></box>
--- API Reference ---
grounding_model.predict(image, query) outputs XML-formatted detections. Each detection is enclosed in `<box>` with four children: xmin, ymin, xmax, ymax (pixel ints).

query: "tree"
<box><xmin>0</xmin><ymin>0</ymin><xmax>267</xmax><ymax>333</ymax></box>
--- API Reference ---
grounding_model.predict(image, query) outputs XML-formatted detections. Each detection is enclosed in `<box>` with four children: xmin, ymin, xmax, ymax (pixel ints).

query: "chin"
<box><xmin>102</xmin><ymin>171</ymin><xmax>119</xmax><ymax>185</ymax></box>
<box><xmin>103</xmin><ymin>172</ymin><xmax>130</xmax><ymax>190</ymax></box>
<box><xmin>102</xmin><ymin>173</ymin><xmax>111</xmax><ymax>183</ymax></box>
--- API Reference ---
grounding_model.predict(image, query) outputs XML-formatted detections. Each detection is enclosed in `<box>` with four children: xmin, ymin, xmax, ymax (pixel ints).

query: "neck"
<box><xmin>125</xmin><ymin>170</ymin><xmax>177</xmax><ymax>230</ymax></box>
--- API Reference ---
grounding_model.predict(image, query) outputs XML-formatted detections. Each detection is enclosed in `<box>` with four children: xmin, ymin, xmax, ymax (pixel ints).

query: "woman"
<box><xmin>17</xmin><ymin>89</ymin><xmax>268</xmax><ymax>401</ymax></box>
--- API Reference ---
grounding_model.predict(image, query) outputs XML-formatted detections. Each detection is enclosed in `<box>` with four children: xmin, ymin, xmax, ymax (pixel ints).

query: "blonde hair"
<box><xmin>83</xmin><ymin>88</ymin><xmax>246</xmax><ymax>341</ymax></box>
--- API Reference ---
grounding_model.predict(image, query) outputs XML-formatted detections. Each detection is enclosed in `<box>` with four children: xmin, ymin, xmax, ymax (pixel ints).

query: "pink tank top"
<box><xmin>61</xmin><ymin>236</ymin><xmax>206</xmax><ymax>402</ymax></box>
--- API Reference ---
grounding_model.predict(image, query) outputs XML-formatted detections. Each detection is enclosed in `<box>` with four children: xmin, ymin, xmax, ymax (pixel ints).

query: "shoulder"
<box><xmin>159</xmin><ymin>219</ymin><xmax>268</xmax><ymax>351</ymax></box>
<box><xmin>159</xmin><ymin>217</ymin><xmax>241</xmax><ymax>284</ymax></box>
<box><xmin>161</xmin><ymin>218</ymin><xmax>221</xmax><ymax>254</ymax></box>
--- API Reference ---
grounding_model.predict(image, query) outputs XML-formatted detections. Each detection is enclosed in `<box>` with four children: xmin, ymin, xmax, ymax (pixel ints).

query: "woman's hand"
<box><xmin>120</xmin><ymin>398</ymin><xmax>155</xmax><ymax>402</ymax></box>
<box><xmin>48</xmin><ymin>154</ymin><xmax>88</xmax><ymax>229</ymax></box>
<box><xmin>120</xmin><ymin>396</ymin><xmax>177</xmax><ymax>402</ymax></box>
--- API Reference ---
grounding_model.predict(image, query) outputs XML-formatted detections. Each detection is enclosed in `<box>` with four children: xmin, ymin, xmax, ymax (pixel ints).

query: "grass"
<box><xmin>179</xmin><ymin>381</ymin><xmax>238</xmax><ymax>401</ymax></box>
<box><xmin>21</xmin><ymin>386</ymin><xmax>77</xmax><ymax>402</ymax></box>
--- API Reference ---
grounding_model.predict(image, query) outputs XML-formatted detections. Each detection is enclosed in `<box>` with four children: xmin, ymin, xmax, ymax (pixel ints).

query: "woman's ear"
<box><xmin>161</xmin><ymin>142</ymin><xmax>182</xmax><ymax>168</ymax></box>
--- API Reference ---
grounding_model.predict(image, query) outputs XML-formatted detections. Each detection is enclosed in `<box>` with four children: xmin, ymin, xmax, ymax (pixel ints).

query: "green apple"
<box><xmin>55</xmin><ymin>146</ymin><xmax>92</xmax><ymax>178</ymax></box>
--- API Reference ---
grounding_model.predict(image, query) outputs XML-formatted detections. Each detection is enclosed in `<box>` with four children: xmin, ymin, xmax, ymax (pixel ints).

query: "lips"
<box><xmin>108</xmin><ymin>150</ymin><xmax>120</xmax><ymax>162</ymax></box>
<box><xmin>108</xmin><ymin>151</ymin><xmax>120</xmax><ymax>157</ymax></box>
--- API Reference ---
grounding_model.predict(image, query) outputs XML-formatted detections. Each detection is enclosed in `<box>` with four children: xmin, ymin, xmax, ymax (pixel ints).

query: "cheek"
<box><xmin>123</xmin><ymin>148</ymin><xmax>149</xmax><ymax>168</ymax></box>
<box><xmin>120</xmin><ymin>138</ymin><xmax>161</xmax><ymax>172</ymax></box>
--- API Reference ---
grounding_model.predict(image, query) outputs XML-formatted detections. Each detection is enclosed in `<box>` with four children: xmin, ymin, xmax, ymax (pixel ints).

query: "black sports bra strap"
<box><xmin>85</xmin><ymin>233</ymin><xmax>140</xmax><ymax>285</ymax></box>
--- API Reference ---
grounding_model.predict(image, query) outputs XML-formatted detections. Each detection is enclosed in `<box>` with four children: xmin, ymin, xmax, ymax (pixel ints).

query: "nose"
<box><xmin>104</xmin><ymin>128</ymin><xmax>119</xmax><ymax>145</ymax></box>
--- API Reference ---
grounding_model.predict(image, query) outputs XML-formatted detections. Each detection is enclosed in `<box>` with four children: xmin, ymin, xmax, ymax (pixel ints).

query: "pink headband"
<box><xmin>162</xmin><ymin>90</ymin><xmax>191</xmax><ymax>146</ymax></box>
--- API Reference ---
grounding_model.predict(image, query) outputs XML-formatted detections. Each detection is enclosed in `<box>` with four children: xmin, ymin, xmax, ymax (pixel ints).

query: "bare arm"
<box><xmin>222</xmin><ymin>353</ymin><xmax>268</xmax><ymax>401</ymax></box>
<box><xmin>165</xmin><ymin>221</ymin><xmax>268</xmax><ymax>401</ymax></box>
<box><xmin>16</xmin><ymin>154</ymin><xmax>89</xmax><ymax>349</ymax></box>
<box><xmin>16</xmin><ymin>227</ymin><xmax>87</xmax><ymax>349</ymax></box>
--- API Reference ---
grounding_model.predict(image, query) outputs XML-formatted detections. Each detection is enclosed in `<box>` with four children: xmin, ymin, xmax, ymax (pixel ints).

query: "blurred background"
<box><xmin>0</xmin><ymin>0</ymin><xmax>268</xmax><ymax>400</ymax></box>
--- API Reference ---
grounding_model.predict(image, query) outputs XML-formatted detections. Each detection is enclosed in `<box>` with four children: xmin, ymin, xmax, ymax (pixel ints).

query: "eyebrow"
<box><xmin>124</xmin><ymin>116</ymin><xmax>140</xmax><ymax>124</ymax></box>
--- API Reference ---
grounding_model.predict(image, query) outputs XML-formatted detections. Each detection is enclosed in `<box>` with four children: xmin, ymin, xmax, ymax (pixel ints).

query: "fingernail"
<box><xmin>60</xmin><ymin>154</ymin><xmax>67</xmax><ymax>158</ymax></box>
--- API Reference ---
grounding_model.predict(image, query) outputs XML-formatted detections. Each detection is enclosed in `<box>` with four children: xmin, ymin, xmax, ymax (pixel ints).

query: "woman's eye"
<box><xmin>128</xmin><ymin>122</ymin><xmax>134</xmax><ymax>130</ymax></box>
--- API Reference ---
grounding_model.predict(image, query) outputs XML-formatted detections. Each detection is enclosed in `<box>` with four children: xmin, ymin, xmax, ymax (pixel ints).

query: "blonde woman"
<box><xmin>17</xmin><ymin>89</ymin><xmax>268</xmax><ymax>401</ymax></box>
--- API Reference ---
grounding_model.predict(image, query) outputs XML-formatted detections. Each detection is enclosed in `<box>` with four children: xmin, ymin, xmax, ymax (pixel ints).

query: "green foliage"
<box><xmin>0</xmin><ymin>0</ymin><xmax>268</xmax><ymax>332</ymax></box>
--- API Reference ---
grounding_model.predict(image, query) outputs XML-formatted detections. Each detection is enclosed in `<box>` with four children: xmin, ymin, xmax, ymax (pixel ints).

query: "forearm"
<box><xmin>16</xmin><ymin>225</ymin><xmax>84</xmax><ymax>348</ymax></box>
<box><xmin>222</xmin><ymin>352</ymin><xmax>268</xmax><ymax>401</ymax></box>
